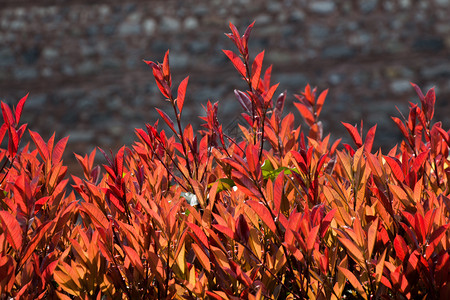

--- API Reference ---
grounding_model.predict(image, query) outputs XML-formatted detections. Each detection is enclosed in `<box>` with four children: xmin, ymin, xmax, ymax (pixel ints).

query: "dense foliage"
<box><xmin>0</xmin><ymin>22</ymin><xmax>449</xmax><ymax>299</ymax></box>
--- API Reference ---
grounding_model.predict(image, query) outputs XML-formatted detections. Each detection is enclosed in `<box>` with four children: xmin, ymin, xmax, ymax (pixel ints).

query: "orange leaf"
<box><xmin>367</xmin><ymin>218</ymin><xmax>379</xmax><ymax>259</ymax></box>
<box><xmin>80</xmin><ymin>202</ymin><xmax>109</xmax><ymax>229</ymax></box>
<box><xmin>337</xmin><ymin>235</ymin><xmax>364</xmax><ymax>266</ymax></box>
<box><xmin>123</xmin><ymin>245</ymin><xmax>144</xmax><ymax>275</ymax></box>
<box><xmin>375</xmin><ymin>248</ymin><xmax>387</xmax><ymax>285</ymax></box>
<box><xmin>192</xmin><ymin>243</ymin><xmax>211</xmax><ymax>273</ymax></box>
<box><xmin>337</xmin><ymin>266</ymin><xmax>367</xmax><ymax>299</ymax></box>
<box><xmin>294</xmin><ymin>102</ymin><xmax>314</xmax><ymax>126</ymax></box>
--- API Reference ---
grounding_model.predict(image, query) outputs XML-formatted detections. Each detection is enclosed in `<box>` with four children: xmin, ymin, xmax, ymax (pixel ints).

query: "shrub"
<box><xmin>0</xmin><ymin>22</ymin><xmax>449</xmax><ymax>300</ymax></box>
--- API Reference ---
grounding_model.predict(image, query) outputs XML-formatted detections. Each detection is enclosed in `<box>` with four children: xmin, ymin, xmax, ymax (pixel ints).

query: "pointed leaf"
<box><xmin>306</xmin><ymin>224</ymin><xmax>320</xmax><ymax>256</ymax></box>
<box><xmin>187</xmin><ymin>222</ymin><xmax>209</xmax><ymax>248</ymax></box>
<box><xmin>294</xmin><ymin>102</ymin><xmax>315</xmax><ymax>126</ymax></box>
<box><xmin>384</xmin><ymin>156</ymin><xmax>405</xmax><ymax>183</ymax></box>
<box><xmin>1</xmin><ymin>102</ymin><xmax>14</xmax><ymax>126</ymax></box>
<box><xmin>15</xmin><ymin>93</ymin><xmax>28</xmax><ymax>124</ymax></box>
<box><xmin>337</xmin><ymin>235</ymin><xmax>364</xmax><ymax>266</ymax></box>
<box><xmin>246</xmin><ymin>200</ymin><xmax>277</xmax><ymax>234</ymax></box>
<box><xmin>52</xmin><ymin>136</ymin><xmax>69</xmax><ymax>165</ymax></box>
<box><xmin>123</xmin><ymin>245</ymin><xmax>144</xmax><ymax>275</ymax></box>
<box><xmin>251</xmin><ymin>50</ymin><xmax>264</xmax><ymax>90</ymax></box>
<box><xmin>394</xmin><ymin>235</ymin><xmax>409</xmax><ymax>262</ymax></box>
<box><xmin>342</xmin><ymin>122</ymin><xmax>363</xmax><ymax>147</ymax></box>
<box><xmin>234</xmin><ymin>89</ymin><xmax>252</xmax><ymax>113</ymax></box>
<box><xmin>337</xmin><ymin>266</ymin><xmax>368</xmax><ymax>299</ymax></box>
<box><xmin>316</xmin><ymin>89</ymin><xmax>328</xmax><ymax>117</ymax></box>
<box><xmin>223</xmin><ymin>50</ymin><xmax>246</xmax><ymax>78</ymax></box>
<box><xmin>155</xmin><ymin>108</ymin><xmax>177</xmax><ymax>134</ymax></box>
<box><xmin>364</xmin><ymin>124</ymin><xmax>377</xmax><ymax>153</ymax></box>
<box><xmin>29</xmin><ymin>130</ymin><xmax>49</xmax><ymax>161</ymax></box>
<box><xmin>177</xmin><ymin>76</ymin><xmax>189</xmax><ymax>113</ymax></box>
<box><xmin>192</xmin><ymin>243</ymin><xmax>211</xmax><ymax>273</ymax></box>
<box><xmin>367</xmin><ymin>218</ymin><xmax>379</xmax><ymax>259</ymax></box>
<box><xmin>0</xmin><ymin>211</ymin><xmax>23</xmax><ymax>251</ymax></box>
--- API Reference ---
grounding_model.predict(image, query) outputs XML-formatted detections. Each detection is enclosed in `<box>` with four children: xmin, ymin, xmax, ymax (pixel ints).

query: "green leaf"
<box><xmin>208</xmin><ymin>178</ymin><xmax>235</xmax><ymax>192</ymax></box>
<box><xmin>261</xmin><ymin>159</ymin><xmax>293</xmax><ymax>180</ymax></box>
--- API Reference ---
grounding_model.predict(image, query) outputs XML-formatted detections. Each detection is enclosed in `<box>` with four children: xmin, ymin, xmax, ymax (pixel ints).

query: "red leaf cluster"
<box><xmin>0</xmin><ymin>22</ymin><xmax>449</xmax><ymax>300</ymax></box>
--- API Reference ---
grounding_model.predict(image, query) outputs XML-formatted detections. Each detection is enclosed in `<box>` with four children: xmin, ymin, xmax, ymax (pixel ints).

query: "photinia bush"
<box><xmin>0</xmin><ymin>22</ymin><xmax>449</xmax><ymax>300</ymax></box>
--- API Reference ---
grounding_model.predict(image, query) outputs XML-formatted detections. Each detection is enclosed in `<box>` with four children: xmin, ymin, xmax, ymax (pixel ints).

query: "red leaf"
<box><xmin>187</xmin><ymin>222</ymin><xmax>209</xmax><ymax>248</ymax></box>
<box><xmin>136</xmin><ymin>128</ymin><xmax>152</xmax><ymax>148</ymax></box>
<box><xmin>177</xmin><ymin>76</ymin><xmax>189</xmax><ymax>113</ymax></box>
<box><xmin>320</xmin><ymin>209</ymin><xmax>336</xmax><ymax>238</ymax></box>
<box><xmin>228</xmin><ymin>22</ymin><xmax>243</xmax><ymax>51</ymax></box>
<box><xmin>242</xmin><ymin>21</ymin><xmax>255</xmax><ymax>51</ymax></box>
<box><xmin>251</xmin><ymin>50</ymin><xmax>264</xmax><ymax>90</ymax></box>
<box><xmin>7</xmin><ymin>126</ymin><xmax>18</xmax><ymax>157</ymax></box>
<box><xmin>424</xmin><ymin>87</ymin><xmax>435</xmax><ymax>120</ymax></box>
<box><xmin>14</xmin><ymin>94</ymin><xmax>28</xmax><ymax>124</ymax></box>
<box><xmin>342</xmin><ymin>122</ymin><xmax>363</xmax><ymax>148</ymax></box>
<box><xmin>412</xmin><ymin>150</ymin><xmax>429</xmax><ymax>173</ymax></box>
<box><xmin>1</xmin><ymin>102</ymin><xmax>14</xmax><ymax>126</ymax></box>
<box><xmin>212</xmin><ymin>224</ymin><xmax>235</xmax><ymax>240</ymax></box>
<box><xmin>236</xmin><ymin>214</ymin><xmax>250</xmax><ymax>243</ymax></box>
<box><xmin>316</xmin><ymin>89</ymin><xmax>328</xmax><ymax>117</ymax></box>
<box><xmin>414</xmin><ymin>213</ymin><xmax>426</xmax><ymax>245</ymax></box>
<box><xmin>425</xmin><ymin>224</ymin><xmax>449</xmax><ymax>259</ymax></box>
<box><xmin>306</xmin><ymin>224</ymin><xmax>320</xmax><ymax>255</ymax></box>
<box><xmin>384</xmin><ymin>156</ymin><xmax>405</xmax><ymax>183</ymax></box>
<box><xmin>411</xmin><ymin>82</ymin><xmax>425</xmax><ymax>102</ymax></box>
<box><xmin>52</xmin><ymin>136</ymin><xmax>69</xmax><ymax>165</ymax></box>
<box><xmin>29</xmin><ymin>130</ymin><xmax>49</xmax><ymax>161</ymax></box>
<box><xmin>155</xmin><ymin>108</ymin><xmax>176</xmax><ymax>134</ymax></box>
<box><xmin>394</xmin><ymin>235</ymin><xmax>409</xmax><ymax>262</ymax></box>
<box><xmin>391</xmin><ymin>116</ymin><xmax>409</xmax><ymax>140</ymax></box>
<box><xmin>273</xmin><ymin>171</ymin><xmax>284</xmax><ymax>214</ymax></box>
<box><xmin>294</xmin><ymin>102</ymin><xmax>315</xmax><ymax>126</ymax></box>
<box><xmin>162</xmin><ymin>50</ymin><xmax>170</xmax><ymax>83</ymax></box>
<box><xmin>223</xmin><ymin>50</ymin><xmax>246</xmax><ymax>78</ymax></box>
<box><xmin>234</xmin><ymin>89</ymin><xmax>252</xmax><ymax>113</ymax></box>
<box><xmin>0</xmin><ymin>211</ymin><xmax>23</xmax><ymax>251</ymax></box>
<box><xmin>264</xmin><ymin>83</ymin><xmax>279</xmax><ymax>107</ymax></box>
<box><xmin>246</xmin><ymin>200</ymin><xmax>277</xmax><ymax>234</ymax></box>
<box><xmin>19</xmin><ymin>221</ymin><xmax>54</xmax><ymax>267</ymax></box>
<box><xmin>116</xmin><ymin>146</ymin><xmax>125</xmax><ymax>180</ymax></box>
<box><xmin>364</xmin><ymin>124</ymin><xmax>377</xmax><ymax>153</ymax></box>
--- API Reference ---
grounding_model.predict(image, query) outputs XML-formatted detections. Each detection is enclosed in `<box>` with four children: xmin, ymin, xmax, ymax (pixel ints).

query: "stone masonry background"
<box><xmin>1</xmin><ymin>0</ymin><xmax>450</xmax><ymax>173</ymax></box>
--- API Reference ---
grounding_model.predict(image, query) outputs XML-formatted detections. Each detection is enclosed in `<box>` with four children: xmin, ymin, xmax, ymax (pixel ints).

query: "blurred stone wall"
<box><xmin>1</xmin><ymin>0</ymin><xmax>450</xmax><ymax>171</ymax></box>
